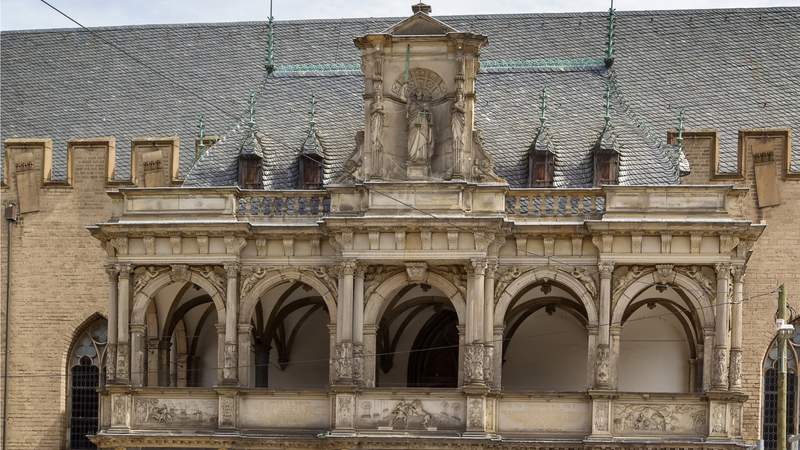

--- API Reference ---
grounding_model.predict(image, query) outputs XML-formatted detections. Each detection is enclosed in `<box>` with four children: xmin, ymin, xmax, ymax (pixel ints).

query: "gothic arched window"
<box><xmin>763</xmin><ymin>327</ymin><xmax>800</xmax><ymax>450</ymax></box>
<box><xmin>67</xmin><ymin>317</ymin><xmax>107</xmax><ymax>450</ymax></box>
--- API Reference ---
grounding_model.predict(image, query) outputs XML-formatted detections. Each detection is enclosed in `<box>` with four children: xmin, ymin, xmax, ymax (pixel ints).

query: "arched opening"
<box><xmin>376</xmin><ymin>283</ymin><xmax>459</xmax><ymax>388</ymax></box>
<box><xmin>762</xmin><ymin>326</ymin><xmax>800</xmax><ymax>450</ymax></box>
<box><xmin>501</xmin><ymin>282</ymin><xmax>589</xmax><ymax>391</ymax></box>
<box><xmin>246</xmin><ymin>280</ymin><xmax>331</xmax><ymax>389</ymax></box>
<box><xmin>617</xmin><ymin>284</ymin><xmax>701</xmax><ymax>393</ymax></box>
<box><xmin>66</xmin><ymin>316</ymin><xmax>107</xmax><ymax>450</ymax></box>
<box><xmin>143</xmin><ymin>279</ymin><xmax>220</xmax><ymax>387</ymax></box>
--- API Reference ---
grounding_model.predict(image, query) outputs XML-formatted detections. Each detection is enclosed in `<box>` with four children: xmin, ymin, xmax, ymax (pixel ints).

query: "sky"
<box><xmin>2</xmin><ymin>0</ymin><xmax>799</xmax><ymax>31</ymax></box>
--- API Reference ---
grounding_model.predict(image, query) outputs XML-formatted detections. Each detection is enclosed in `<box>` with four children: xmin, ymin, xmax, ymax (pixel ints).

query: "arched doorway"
<box><xmin>66</xmin><ymin>316</ymin><xmax>107</xmax><ymax>450</ymax></box>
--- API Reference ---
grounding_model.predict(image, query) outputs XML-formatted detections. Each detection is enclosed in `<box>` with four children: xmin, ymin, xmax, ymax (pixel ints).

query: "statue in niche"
<box><xmin>450</xmin><ymin>85</ymin><xmax>465</xmax><ymax>179</ymax></box>
<box><xmin>407</xmin><ymin>90</ymin><xmax>434</xmax><ymax>166</ymax></box>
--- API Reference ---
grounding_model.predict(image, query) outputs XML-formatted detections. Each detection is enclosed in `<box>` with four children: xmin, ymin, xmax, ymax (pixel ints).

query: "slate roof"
<box><xmin>2</xmin><ymin>8</ymin><xmax>799</xmax><ymax>188</ymax></box>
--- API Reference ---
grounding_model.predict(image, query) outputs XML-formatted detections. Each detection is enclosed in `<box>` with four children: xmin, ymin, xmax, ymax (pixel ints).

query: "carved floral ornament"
<box><xmin>238</xmin><ymin>266</ymin><xmax>339</xmax><ymax>300</ymax></box>
<box><xmin>492</xmin><ymin>265</ymin><xmax>596</xmax><ymax>305</ymax></box>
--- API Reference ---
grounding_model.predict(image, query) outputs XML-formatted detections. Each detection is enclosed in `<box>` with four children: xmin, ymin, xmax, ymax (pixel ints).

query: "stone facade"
<box><xmin>1</xmin><ymin>5</ymin><xmax>799</xmax><ymax>450</ymax></box>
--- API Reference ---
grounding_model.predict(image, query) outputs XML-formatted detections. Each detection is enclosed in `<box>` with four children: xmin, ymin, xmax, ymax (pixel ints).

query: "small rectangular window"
<box><xmin>528</xmin><ymin>152</ymin><xmax>554</xmax><ymax>187</ymax></box>
<box><xmin>594</xmin><ymin>151</ymin><xmax>618</xmax><ymax>185</ymax></box>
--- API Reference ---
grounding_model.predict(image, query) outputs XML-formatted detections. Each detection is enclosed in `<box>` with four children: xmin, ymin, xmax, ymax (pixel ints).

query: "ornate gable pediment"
<box><xmin>383</xmin><ymin>12</ymin><xmax>459</xmax><ymax>36</ymax></box>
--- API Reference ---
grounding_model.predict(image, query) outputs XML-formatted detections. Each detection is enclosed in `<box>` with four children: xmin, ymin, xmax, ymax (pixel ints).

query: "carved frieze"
<box><xmin>356</xmin><ymin>398</ymin><xmax>463</xmax><ymax>430</ymax></box>
<box><xmin>613</xmin><ymin>403</ymin><xmax>706</xmax><ymax>435</ymax></box>
<box><xmin>133</xmin><ymin>398</ymin><xmax>217</xmax><ymax>428</ymax></box>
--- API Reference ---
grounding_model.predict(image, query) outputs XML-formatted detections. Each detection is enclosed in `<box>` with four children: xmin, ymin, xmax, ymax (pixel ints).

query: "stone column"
<box><xmin>492</xmin><ymin>326</ymin><xmax>503</xmax><ymax>389</ymax></box>
<box><xmin>157</xmin><ymin>338</ymin><xmax>171</xmax><ymax>386</ymax></box>
<box><xmin>145</xmin><ymin>338</ymin><xmax>158</xmax><ymax>386</ymax></box>
<box><xmin>176</xmin><ymin>353</ymin><xmax>188</xmax><ymax>387</ymax></box>
<box><xmin>465</xmin><ymin>259</ymin><xmax>486</xmax><ymax>386</ymax></box>
<box><xmin>609</xmin><ymin>325</ymin><xmax>621</xmax><ymax>390</ymax></box>
<box><xmin>363</xmin><ymin>324</ymin><xmax>377</xmax><ymax>388</ymax></box>
<box><xmin>105</xmin><ymin>265</ymin><xmax>119</xmax><ymax>383</ymax></box>
<box><xmin>237</xmin><ymin>323</ymin><xmax>253</xmax><ymax>387</ymax></box>
<box><xmin>223</xmin><ymin>263</ymin><xmax>239</xmax><ymax>384</ymax></box>
<box><xmin>702</xmin><ymin>327</ymin><xmax>715</xmax><ymax>391</ymax></box>
<box><xmin>352</xmin><ymin>265</ymin><xmax>365</xmax><ymax>384</ymax></box>
<box><xmin>712</xmin><ymin>263</ymin><xmax>731</xmax><ymax>390</ymax></box>
<box><xmin>116</xmin><ymin>264</ymin><xmax>132</xmax><ymax>383</ymax></box>
<box><xmin>483</xmin><ymin>262</ymin><xmax>496</xmax><ymax>386</ymax></box>
<box><xmin>596</xmin><ymin>261</ymin><xmax>614</xmax><ymax>389</ymax></box>
<box><xmin>216</xmin><ymin>323</ymin><xmax>225</xmax><ymax>384</ymax></box>
<box><xmin>130</xmin><ymin>324</ymin><xmax>145</xmax><ymax>387</ymax></box>
<box><xmin>334</xmin><ymin>260</ymin><xmax>356</xmax><ymax>384</ymax></box>
<box><xmin>328</xmin><ymin>324</ymin><xmax>337</xmax><ymax>385</ymax></box>
<box><xmin>729</xmin><ymin>265</ymin><xmax>745</xmax><ymax>391</ymax></box>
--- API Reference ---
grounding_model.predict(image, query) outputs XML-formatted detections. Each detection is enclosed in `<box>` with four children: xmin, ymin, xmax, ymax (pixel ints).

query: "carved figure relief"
<box><xmin>713</xmin><ymin>347</ymin><xmax>729</xmax><ymax>388</ymax></box>
<box><xmin>450</xmin><ymin>72</ymin><xmax>466</xmax><ymax>179</ymax></box>
<box><xmin>567</xmin><ymin>266</ymin><xmax>597</xmax><ymax>298</ymax></box>
<box><xmin>614</xmin><ymin>404</ymin><xmax>706</xmax><ymax>435</ymax></box>
<box><xmin>674</xmin><ymin>265</ymin><xmax>714</xmax><ymax>296</ymax></box>
<box><xmin>729</xmin><ymin>349</ymin><xmax>742</xmax><ymax>388</ymax></box>
<box><xmin>464</xmin><ymin>344</ymin><xmax>485</xmax><ymax>384</ymax></box>
<box><xmin>336</xmin><ymin>394</ymin><xmax>355</xmax><ymax>426</ymax></box>
<box><xmin>612</xmin><ymin>266</ymin><xmax>649</xmax><ymax>302</ymax></box>
<box><xmin>370</xmin><ymin>77</ymin><xmax>385</xmax><ymax>179</ymax></box>
<box><xmin>133</xmin><ymin>266</ymin><xmax>169</xmax><ymax>295</ymax></box>
<box><xmin>219</xmin><ymin>396</ymin><xmax>235</xmax><ymax>428</ymax></box>
<box><xmin>334</xmin><ymin>342</ymin><xmax>354</xmax><ymax>381</ymax></box>
<box><xmin>594</xmin><ymin>400</ymin><xmax>609</xmax><ymax>432</ymax></box>
<box><xmin>594</xmin><ymin>344</ymin><xmax>611</xmax><ymax>387</ymax></box>
<box><xmin>112</xmin><ymin>395</ymin><xmax>128</xmax><ymax>426</ymax></box>
<box><xmin>711</xmin><ymin>404</ymin><xmax>727</xmax><ymax>433</ymax></box>
<box><xmin>357</xmin><ymin>399</ymin><xmax>463</xmax><ymax>430</ymax></box>
<box><xmin>133</xmin><ymin>398</ymin><xmax>217</xmax><ymax>428</ymax></box>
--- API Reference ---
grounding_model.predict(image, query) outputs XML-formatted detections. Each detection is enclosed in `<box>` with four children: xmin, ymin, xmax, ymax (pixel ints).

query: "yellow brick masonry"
<box><xmin>1</xmin><ymin>144</ymin><xmax>112</xmax><ymax>449</ymax></box>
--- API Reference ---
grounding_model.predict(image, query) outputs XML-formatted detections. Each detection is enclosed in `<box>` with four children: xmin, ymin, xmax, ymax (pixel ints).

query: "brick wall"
<box><xmin>0</xmin><ymin>143</ymin><xmax>113</xmax><ymax>449</ymax></box>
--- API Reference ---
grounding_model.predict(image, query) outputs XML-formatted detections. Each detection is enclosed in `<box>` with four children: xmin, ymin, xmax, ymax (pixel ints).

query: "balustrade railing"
<box><xmin>506</xmin><ymin>188</ymin><xmax>605</xmax><ymax>218</ymax></box>
<box><xmin>237</xmin><ymin>190</ymin><xmax>330</xmax><ymax>218</ymax></box>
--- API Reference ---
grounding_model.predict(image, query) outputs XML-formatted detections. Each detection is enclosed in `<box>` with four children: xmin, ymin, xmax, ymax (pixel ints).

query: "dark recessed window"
<box><xmin>238</xmin><ymin>155</ymin><xmax>263</xmax><ymax>189</ymax></box>
<box><xmin>299</xmin><ymin>154</ymin><xmax>324</xmax><ymax>189</ymax></box>
<box><xmin>528</xmin><ymin>151</ymin><xmax>554</xmax><ymax>187</ymax></box>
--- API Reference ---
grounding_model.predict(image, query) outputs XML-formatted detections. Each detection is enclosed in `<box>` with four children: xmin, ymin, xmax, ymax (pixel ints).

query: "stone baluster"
<box><xmin>105</xmin><ymin>265</ymin><xmax>119</xmax><ymax>383</ymax></box>
<box><xmin>729</xmin><ymin>265</ymin><xmax>745</xmax><ymax>390</ymax></box>
<box><xmin>223</xmin><ymin>263</ymin><xmax>239</xmax><ymax>384</ymax></box>
<box><xmin>712</xmin><ymin>263</ymin><xmax>731</xmax><ymax>390</ymax></box>
<box><xmin>116</xmin><ymin>264</ymin><xmax>132</xmax><ymax>383</ymax></box>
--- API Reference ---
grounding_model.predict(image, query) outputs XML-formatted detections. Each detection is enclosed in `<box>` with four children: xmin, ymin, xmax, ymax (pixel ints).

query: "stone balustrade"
<box><xmin>506</xmin><ymin>188</ymin><xmax>605</xmax><ymax>219</ymax></box>
<box><xmin>237</xmin><ymin>190</ymin><xmax>330</xmax><ymax>218</ymax></box>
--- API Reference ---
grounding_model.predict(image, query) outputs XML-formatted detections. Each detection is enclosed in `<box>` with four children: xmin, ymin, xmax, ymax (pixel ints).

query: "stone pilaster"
<box><xmin>596</xmin><ymin>261</ymin><xmax>614</xmax><ymax>389</ymax></box>
<box><xmin>129</xmin><ymin>323</ymin><xmax>145</xmax><ymax>387</ymax></box>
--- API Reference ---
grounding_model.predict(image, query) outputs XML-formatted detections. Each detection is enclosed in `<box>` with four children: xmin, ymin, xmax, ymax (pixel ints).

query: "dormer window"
<box><xmin>594</xmin><ymin>149</ymin><xmax>619</xmax><ymax>185</ymax></box>
<box><xmin>298</xmin><ymin>154</ymin><xmax>324</xmax><ymax>189</ymax></box>
<box><xmin>528</xmin><ymin>151</ymin><xmax>554</xmax><ymax>187</ymax></box>
<box><xmin>238</xmin><ymin>154</ymin><xmax>263</xmax><ymax>189</ymax></box>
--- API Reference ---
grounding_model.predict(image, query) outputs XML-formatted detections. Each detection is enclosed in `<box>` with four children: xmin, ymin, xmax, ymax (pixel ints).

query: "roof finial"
<box><xmin>307</xmin><ymin>93</ymin><xmax>317</xmax><ymax>135</ymax></box>
<box><xmin>604</xmin><ymin>0</ymin><xmax>616</xmax><ymax>67</ymax></box>
<box><xmin>248</xmin><ymin>91</ymin><xmax>256</xmax><ymax>126</ymax></box>
<box><xmin>603</xmin><ymin>80</ymin><xmax>612</xmax><ymax>128</ymax></box>
<box><xmin>196</xmin><ymin>114</ymin><xmax>206</xmax><ymax>161</ymax></box>
<box><xmin>412</xmin><ymin>2</ymin><xmax>432</xmax><ymax>14</ymax></box>
<box><xmin>676</xmin><ymin>108</ymin><xmax>685</xmax><ymax>150</ymax></box>
<box><xmin>539</xmin><ymin>85</ymin><xmax>548</xmax><ymax>128</ymax></box>
<box><xmin>265</xmin><ymin>0</ymin><xmax>275</xmax><ymax>75</ymax></box>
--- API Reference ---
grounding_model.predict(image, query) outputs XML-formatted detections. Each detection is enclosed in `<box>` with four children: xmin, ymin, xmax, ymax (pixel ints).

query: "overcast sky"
<box><xmin>2</xmin><ymin>0</ymin><xmax>798</xmax><ymax>31</ymax></box>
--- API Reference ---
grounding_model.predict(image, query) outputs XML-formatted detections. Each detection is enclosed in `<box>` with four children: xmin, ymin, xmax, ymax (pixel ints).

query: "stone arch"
<box><xmin>239</xmin><ymin>269</ymin><xmax>337</xmax><ymax>325</ymax></box>
<box><xmin>131</xmin><ymin>270</ymin><xmax>226</xmax><ymax>327</ymax></box>
<box><xmin>611</xmin><ymin>270</ymin><xmax>713</xmax><ymax>329</ymax></box>
<box><xmin>494</xmin><ymin>267</ymin><xmax>598</xmax><ymax>328</ymax></box>
<box><xmin>364</xmin><ymin>271</ymin><xmax>466</xmax><ymax>326</ymax></box>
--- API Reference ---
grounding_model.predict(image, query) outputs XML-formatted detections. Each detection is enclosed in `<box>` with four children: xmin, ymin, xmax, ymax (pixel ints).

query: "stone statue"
<box><xmin>370</xmin><ymin>79</ymin><xmax>385</xmax><ymax>179</ymax></box>
<box><xmin>407</xmin><ymin>91</ymin><xmax>434</xmax><ymax>165</ymax></box>
<box><xmin>450</xmin><ymin>86</ymin><xmax>465</xmax><ymax>178</ymax></box>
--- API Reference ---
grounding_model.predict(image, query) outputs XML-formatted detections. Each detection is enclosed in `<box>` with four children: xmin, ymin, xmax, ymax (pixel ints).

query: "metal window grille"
<box><xmin>764</xmin><ymin>368</ymin><xmax>797</xmax><ymax>450</ymax></box>
<box><xmin>69</xmin><ymin>356</ymin><xmax>99</xmax><ymax>449</ymax></box>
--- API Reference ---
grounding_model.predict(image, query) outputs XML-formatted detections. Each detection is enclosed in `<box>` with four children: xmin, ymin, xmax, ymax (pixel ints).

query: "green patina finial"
<box><xmin>539</xmin><ymin>85</ymin><xmax>548</xmax><ymax>127</ymax></box>
<box><xmin>604</xmin><ymin>0</ymin><xmax>616</xmax><ymax>67</ymax></box>
<box><xmin>404</xmin><ymin>44</ymin><xmax>411</xmax><ymax>84</ymax></box>
<box><xmin>676</xmin><ymin>108</ymin><xmax>685</xmax><ymax>149</ymax></box>
<box><xmin>248</xmin><ymin>91</ymin><xmax>256</xmax><ymax>126</ymax></box>
<box><xmin>307</xmin><ymin>93</ymin><xmax>317</xmax><ymax>134</ymax></box>
<box><xmin>196</xmin><ymin>114</ymin><xmax>206</xmax><ymax>161</ymax></box>
<box><xmin>603</xmin><ymin>80</ymin><xmax>612</xmax><ymax>128</ymax></box>
<box><xmin>265</xmin><ymin>0</ymin><xmax>275</xmax><ymax>74</ymax></box>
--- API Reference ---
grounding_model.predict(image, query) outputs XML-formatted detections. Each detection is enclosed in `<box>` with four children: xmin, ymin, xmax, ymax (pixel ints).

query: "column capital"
<box><xmin>714</xmin><ymin>262</ymin><xmax>732</xmax><ymax>277</ymax></box>
<box><xmin>598</xmin><ymin>261</ymin><xmax>615</xmax><ymax>279</ymax></box>
<box><xmin>340</xmin><ymin>259</ymin><xmax>357</xmax><ymax>276</ymax></box>
<box><xmin>485</xmin><ymin>260</ymin><xmax>499</xmax><ymax>279</ymax></box>
<box><xmin>237</xmin><ymin>323</ymin><xmax>254</xmax><ymax>334</ymax></box>
<box><xmin>469</xmin><ymin>258</ymin><xmax>487</xmax><ymax>276</ymax></box>
<box><xmin>224</xmin><ymin>263</ymin><xmax>240</xmax><ymax>279</ymax></box>
<box><xmin>117</xmin><ymin>263</ymin><xmax>133</xmax><ymax>279</ymax></box>
<box><xmin>354</xmin><ymin>263</ymin><xmax>367</xmax><ymax>278</ymax></box>
<box><xmin>105</xmin><ymin>264</ymin><xmax>119</xmax><ymax>280</ymax></box>
<box><xmin>130</xmin><ymin>323</ymin><xmax>146</xmax><ymax>334</ymax></box>
<box><xmin>731</xmin><ymin>264</ymin><xmax>746</xmax><ymax>283</ymax></box>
